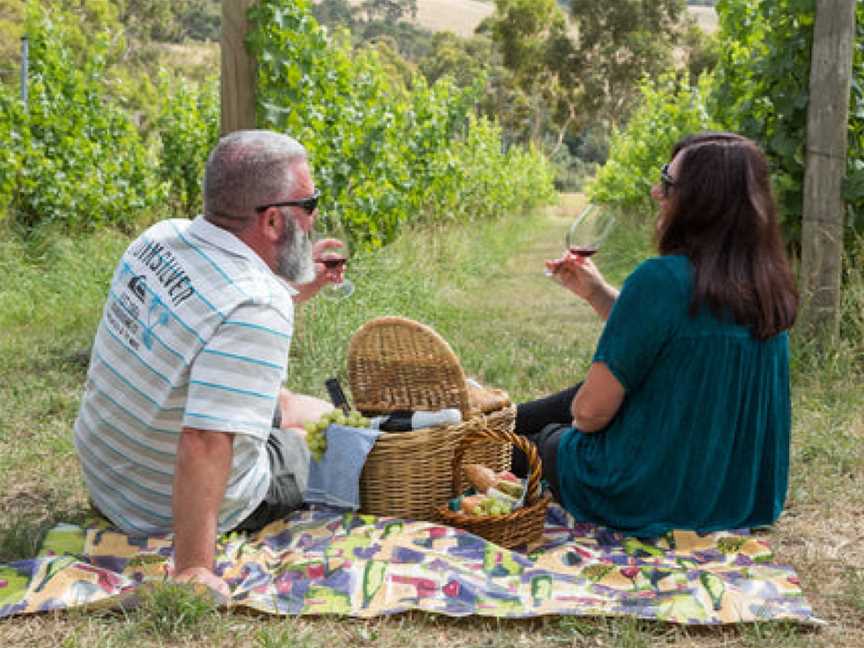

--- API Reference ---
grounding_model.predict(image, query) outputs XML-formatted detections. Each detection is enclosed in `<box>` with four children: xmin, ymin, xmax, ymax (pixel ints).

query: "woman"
<box><xmin>514</xmin><ymin>132</ymin><xmax>798</xmax><ymax>536</ymax></box>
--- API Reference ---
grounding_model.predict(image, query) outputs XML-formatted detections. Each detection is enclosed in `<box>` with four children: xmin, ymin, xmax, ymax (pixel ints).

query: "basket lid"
<box><xmin>347</xmin><ymin>316</ymin><xmax>473</xmax><ymax>417</ymax></box>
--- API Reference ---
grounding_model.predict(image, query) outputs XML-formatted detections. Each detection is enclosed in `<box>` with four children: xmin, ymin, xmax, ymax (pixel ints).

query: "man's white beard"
<box><xmin>276</xmin><ymin>217</ymin><xmax>315</xmax><ymax>284</ymax></box>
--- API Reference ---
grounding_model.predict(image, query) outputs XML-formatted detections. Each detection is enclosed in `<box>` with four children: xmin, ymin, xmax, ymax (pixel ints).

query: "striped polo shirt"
<box><xmin>74</xmin><ymin>216</ymin><xmax>296</xmax><ymax>536</ymax></box>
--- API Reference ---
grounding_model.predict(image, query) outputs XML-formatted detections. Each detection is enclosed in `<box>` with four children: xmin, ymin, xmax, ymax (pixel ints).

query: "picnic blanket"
<box><xmin>0</xmin><ymin>505</ymin><xmax>818</xmax><ymax>624</ymax></box>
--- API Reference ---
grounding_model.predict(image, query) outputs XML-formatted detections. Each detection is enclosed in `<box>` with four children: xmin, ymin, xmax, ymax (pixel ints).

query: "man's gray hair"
<box><xmin>203</xmin><ymin>130</ymin><xmax>307</xmax><ymax>227</ymax></box>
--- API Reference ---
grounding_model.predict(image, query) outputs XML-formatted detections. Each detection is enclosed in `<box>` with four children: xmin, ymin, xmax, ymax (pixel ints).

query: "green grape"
<box><xmin>306</xmin><ymin>411</ymin><xmax>332</xmax><ymax>460</ymax></box>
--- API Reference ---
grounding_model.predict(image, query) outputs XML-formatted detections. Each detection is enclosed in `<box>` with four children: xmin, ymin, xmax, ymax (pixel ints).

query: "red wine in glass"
<box><xmin>545</xmin><ymin>205</ymin><xmax>615</xmax><ymax>276</ymax></box>
<box><xmin>319</xmin><ymin>254</ymin><xmax>347</xmax><ymax>269</ymax></box>
<box><xmin>312</xmin><ymin>226</ymin><xmax>354</xmax><ymax>298</ymax></box>
<box><xmin>568</xmin><ymin>246</ymin><xmax>598</xmax><ymax>258</ymax></box>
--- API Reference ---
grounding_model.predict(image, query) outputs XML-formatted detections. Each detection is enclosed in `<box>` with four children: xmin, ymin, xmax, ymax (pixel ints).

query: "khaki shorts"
<box><xmin>234</xmin><ymin>427</ymin><xmax>310</xmax><ymax>532</ymax></box>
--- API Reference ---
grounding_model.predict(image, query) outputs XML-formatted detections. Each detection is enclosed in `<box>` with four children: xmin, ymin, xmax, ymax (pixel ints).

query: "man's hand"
<box><xmin>172</xmin><ymin>427</ymin><xmax>233</xmax><ymax>593</ymax></box>
<box><xmin>290</xmin><ymin>237</ymin><xmax>347</xmax><ymax>303</ymax></box>
<box><xmin>311</xmin><ymin>237</ymin><xmax>347</xmax><ymax>286</ymax></box>
<box><xmin>278</xmin><ymin>388</ymin><xmax>334</xmax><ymax>428</ymax></box>
<box><xmin>173</xmin><ymin>566</ymin><xmax>230</xmax><ymax>600</ymax></box>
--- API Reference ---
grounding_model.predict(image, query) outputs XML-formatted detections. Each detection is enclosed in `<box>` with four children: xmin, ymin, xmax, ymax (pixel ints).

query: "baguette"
<box><xmin>464</xmin><ymin>463</ymin><xmax>497</xmax><ymax>492</ymax></box>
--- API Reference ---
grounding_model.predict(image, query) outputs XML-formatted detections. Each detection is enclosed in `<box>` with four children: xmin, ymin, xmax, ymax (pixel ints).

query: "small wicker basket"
<box><xmin>347</xmin><ymin>316</ymin><xmax>513</xmax><ymax>520</ymax></box>
<box><xmin>436</xmin><ymin>425</ymin><xmax>552</xmax><ymax>549</ymax></box>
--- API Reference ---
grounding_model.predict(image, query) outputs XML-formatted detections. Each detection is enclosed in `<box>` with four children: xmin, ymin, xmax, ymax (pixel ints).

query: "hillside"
<box><xmin>404</xmin><ymin>1</ymin><xmax>718</xmax><ymax>38</ymax></box>
<box><xmin>412</xmin><ymin>0</ymin><xmax>493</xmax><ymax>38</ymax></box>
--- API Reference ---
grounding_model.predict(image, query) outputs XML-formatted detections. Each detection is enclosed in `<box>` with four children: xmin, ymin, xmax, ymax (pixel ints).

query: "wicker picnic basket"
<box><xmin>436</xmin><ymin>426</ymin><xmax>552</xmax><ymax>549</ymax></box>
<box><xmin>347</xmin><ymin>316</ymin><xmax>513</xmax><ymax>520</ymax></box>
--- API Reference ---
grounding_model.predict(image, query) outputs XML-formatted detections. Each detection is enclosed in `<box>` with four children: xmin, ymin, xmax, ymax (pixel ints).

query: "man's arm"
<box><xmin>290</xmin><ymin>276</ymin><xmax>327</xmax><ymax>304</ymax></box>
<box><xmin>172</xmin><ymin>426</ymin><xmax>233</xmax><ymax>596</ymax></box>
<box><xmin>278</xmin><ymin>387</ymin><xmax>334</xmax><ymax>429</ymax></box>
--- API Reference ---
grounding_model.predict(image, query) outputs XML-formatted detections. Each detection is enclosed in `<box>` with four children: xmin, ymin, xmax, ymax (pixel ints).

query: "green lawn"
<box><xmin>1</xmin><ymin>197</ymin><xmax>862</xmax><ymax>646</ymax></box>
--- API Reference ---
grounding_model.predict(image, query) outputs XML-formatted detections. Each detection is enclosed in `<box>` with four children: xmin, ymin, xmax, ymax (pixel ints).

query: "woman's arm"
<box><xmin>547</xmin><ymin>255</ymin><xmax>619</xmax><ymax>321</ymax></box>
<box><xmin>583</xmin><ymin>283</ymin><xmax>618</xmax><ymax>321</ymax></box>
<box><xmin>570</xmin><ymin>362</ymin><xmax>625</xmax><ymax>432</ymax></box>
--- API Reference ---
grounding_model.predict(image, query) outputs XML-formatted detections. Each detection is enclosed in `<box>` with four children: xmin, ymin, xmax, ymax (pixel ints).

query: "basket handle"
<box><xmin>451</xmin><ymin>417</ymin><xmax>543</xmax><ymax>506</ymax></box>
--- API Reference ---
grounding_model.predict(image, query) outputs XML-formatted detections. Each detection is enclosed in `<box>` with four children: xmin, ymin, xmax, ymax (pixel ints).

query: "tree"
<box><xmin>481</xmin><ymin>0</ymin><xmax>581</xmax><ymax>149</ymax></box>
<box><xmin>569</xmin><ymin>0</ymin><xmax>684</xmax><ymax>124</ymax></box>
<box><xmin>355</xmin><ymin>0</ymin><xmax>417</xmax><ymax>25</ymax></box>
<box><xmin>117</xmin><ymin>0</ymin><xmax>221</xmax><ymax>42</ymax></box>
<box><xmin>419</xmin><ymin>32</ymin><xmax>493</xmax><ymax>89</ymax></box>
<box><xmin>312</xmin><ymin>0</ymin><xmax>354</xmax><ymax>28</ymax></box>
<box><xmin>680</xmin><ymin>18</ymin><xmax>719</xmax><ymax>84</ymax></box>
<box><xmin>481</xmin><ymin>0</ymin><xmax>688</xmax><ymax>152</ymax></box>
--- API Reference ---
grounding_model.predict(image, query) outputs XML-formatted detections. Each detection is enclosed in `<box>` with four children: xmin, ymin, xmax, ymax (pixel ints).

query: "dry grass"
<box><xmin>411</xmin><ymin>0</ymin><xmax>493</xmax><ymax>38</ymax></box>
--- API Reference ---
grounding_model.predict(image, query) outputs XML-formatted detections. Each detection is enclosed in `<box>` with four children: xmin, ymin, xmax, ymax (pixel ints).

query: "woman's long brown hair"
<box><xmin>656</xmin><ymin>132</ymin><xmax>798</xmax><ymax>339</ymax></box>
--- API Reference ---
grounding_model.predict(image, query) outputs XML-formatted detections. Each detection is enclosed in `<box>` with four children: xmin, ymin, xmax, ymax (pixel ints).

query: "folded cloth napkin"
<box><xmin>303</xmin><ymin>424</ymin><xmax>382</xmax><ymax>510</ymax></box>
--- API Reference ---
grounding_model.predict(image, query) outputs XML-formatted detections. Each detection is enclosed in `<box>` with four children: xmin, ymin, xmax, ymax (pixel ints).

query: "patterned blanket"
<box><xmin>0</xmin><ymin>506</ymin><xmax>818</xmax><ymax>624</ymax></box>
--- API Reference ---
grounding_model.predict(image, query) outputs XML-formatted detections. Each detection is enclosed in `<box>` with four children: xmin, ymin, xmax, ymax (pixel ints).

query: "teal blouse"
<box><xmin>557</xmin><ymin>255</ymin><xmax>791</xmax><ymax>536</ymax></box>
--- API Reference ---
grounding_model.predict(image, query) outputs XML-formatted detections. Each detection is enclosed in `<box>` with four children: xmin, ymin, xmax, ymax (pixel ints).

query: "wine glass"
<box><xmin>544</xmin><ymin>204</ymin><xmax>616</xmax><ymax>276</ymax></box>
<box><xmin>313</xmin><ymin>220</ymin><xmax>355</xmax><ymax>299</ymax></box>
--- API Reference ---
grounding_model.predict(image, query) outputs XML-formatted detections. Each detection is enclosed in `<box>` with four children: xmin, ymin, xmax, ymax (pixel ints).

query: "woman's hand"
<box><xmin>546</xmin><ymin>253</ymin><xmax>607</xmax><ymax>300</ymax></box>
<box><xmin>546</xmin><ymin>253</ymin><xmax>619</xmax><ymax>320</ymax></box>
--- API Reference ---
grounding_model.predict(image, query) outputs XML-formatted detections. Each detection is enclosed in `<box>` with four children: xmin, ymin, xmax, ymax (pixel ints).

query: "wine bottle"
<box><xmin>368</xmin><ymin>408</ymin><xmax>462</xmax><ymax>432</ymax></box>
<box><xmin>324</xmin><ymin>377</ymin><xmax>351</xmax><ymax>415</ymax></box>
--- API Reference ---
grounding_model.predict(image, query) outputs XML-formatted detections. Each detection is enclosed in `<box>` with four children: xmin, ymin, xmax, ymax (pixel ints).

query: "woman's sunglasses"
<box><xmin>660</xmin><ymin>164</ymin><xmax>676</xmax><ymax>197</ymax></box>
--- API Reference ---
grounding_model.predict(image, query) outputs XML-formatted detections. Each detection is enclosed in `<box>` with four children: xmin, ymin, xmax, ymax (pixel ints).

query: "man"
<box><xmin>74</xmin><ymin>130</ymin><xmax>343</xmax><ymax>595</ymax></box>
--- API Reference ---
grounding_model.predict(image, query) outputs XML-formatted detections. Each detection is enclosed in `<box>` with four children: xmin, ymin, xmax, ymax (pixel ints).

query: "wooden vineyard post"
<box><xmin>798</xmin><ymin>0</ymin><xmax>857</xmax><ymax>344</ymax></box>
<box><xmin>221</xmin><ymin>0</ymin><xmax>258</xmax><ymax>135</ymax></box>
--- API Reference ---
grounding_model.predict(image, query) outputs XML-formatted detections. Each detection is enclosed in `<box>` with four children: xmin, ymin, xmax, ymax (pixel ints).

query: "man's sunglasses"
<box><xmin>660</xmin><ymin>164</ymin><xmax>676</xmax><ymax>197</ymax></box>
<box><xmin>255</xmin><ymin>189</ymin><xmax>321</xmax><ymax>215</ymax></box>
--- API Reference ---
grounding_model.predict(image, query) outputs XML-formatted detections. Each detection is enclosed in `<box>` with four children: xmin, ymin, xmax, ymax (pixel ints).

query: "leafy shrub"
<box><xmin>155</xmin><ymin>73</ymin><xmax>220</xmax><ymax>218</ymax></box>
<box><xmin>248</xmin><ymin>0</ymin><xmax>555</xmax><ymax>249</ymax></box>
<box><xmin>1</xmin><ymin>5</ymin><xmax>165</xmax><ymax>233</ymax></box>
<box><xmin>2</xmin><ymin>0</ymin><xmax>554</xmax><ymax>240</ymax></box>
<box><xmin>709</xmin><ymin>0</ymin><xmax>864</xmax><ymax>246</ymax></box>
<box><xmin>0</xmin><ymin>87</ymin><xmax>20</xmax><ymax>219</ymax></box>
<box><xmin>587</xmin><ymin>72</ymin><xmax>716</xmax><ymax>215</ymax></box>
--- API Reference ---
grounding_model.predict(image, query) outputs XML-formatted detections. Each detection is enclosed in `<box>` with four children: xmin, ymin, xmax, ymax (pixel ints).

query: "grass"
<box><xmin>1</xmin><ymin>196</ymin><xmax>863</xmax><ymax>646</ymax></box>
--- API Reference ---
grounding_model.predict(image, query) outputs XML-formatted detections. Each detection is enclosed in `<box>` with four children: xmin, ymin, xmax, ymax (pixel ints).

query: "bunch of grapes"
<box><xmin>304</xmin><ymin>409</ymin><xmax>371</xmax><ymax>461</ymax></box>
<box><xmin>459</xmin><ymin>493</ymin><xmax>515</xmax><ymax>516</ymax></box>
<box><xmin>475</xmin><ymin>497</ymin><xmax>512</xmax><ymax>516</ymax></box>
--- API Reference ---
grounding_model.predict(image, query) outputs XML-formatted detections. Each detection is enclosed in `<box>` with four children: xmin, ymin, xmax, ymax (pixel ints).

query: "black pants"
<box><xmin>511</xmin><ymin>383</ymin><xmax>581</xmax><ymax>502</ymax></box>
